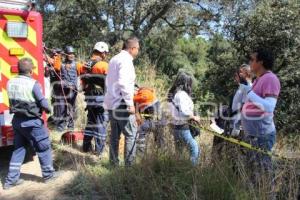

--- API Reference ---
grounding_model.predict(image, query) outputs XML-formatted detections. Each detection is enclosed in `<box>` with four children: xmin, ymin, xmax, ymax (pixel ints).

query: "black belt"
<box><xmin>173</xmin><ymin>124</ymin><xmax>189</xmax><ymax>130</ymax></box>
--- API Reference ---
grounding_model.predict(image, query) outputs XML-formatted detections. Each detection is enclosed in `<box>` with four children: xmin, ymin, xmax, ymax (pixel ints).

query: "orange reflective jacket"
<box><xmin>53</xmin><ymin>55</ymin><xmax>62</xmax><ymax>71</ymax></box>
<box><xmin>76</xmin><ymin>62</ymin><xmax>85</xmax><ymax>75</ymax></box>
<box><xmin>134</xmin><ymin>87</ymin><xmax>157</xmax><ymax>111</ymax></box>
<box><xmin>91</xmin><ymin>61</ymin><xmax>108</xmax><ymax>75</ymax></box>
<box><xmin>45</xmin><ymin>54</ymin><xmax>62</xmax><ymax>71</ymax></box>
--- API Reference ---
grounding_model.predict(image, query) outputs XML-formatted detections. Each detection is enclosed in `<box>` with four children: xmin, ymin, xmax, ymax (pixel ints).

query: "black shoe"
<box><xmin>3</xmin><ymin>179</ymin><xmax>24</xmax><ymax>190</ymax></box>
<box><xmin>44</xmin><ymin>171</ymin><xmax>62</xmax><ymax>183</ymax></box>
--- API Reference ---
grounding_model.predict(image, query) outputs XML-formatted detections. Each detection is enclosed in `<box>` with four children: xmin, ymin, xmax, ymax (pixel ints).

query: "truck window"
<box><xmin>7</xmin><ymin>21</ymin><xmax>28</xmax><ymax>38</ymax></box>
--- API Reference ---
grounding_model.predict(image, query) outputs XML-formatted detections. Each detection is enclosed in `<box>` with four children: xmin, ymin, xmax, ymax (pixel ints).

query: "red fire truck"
<box><xmin>0</xmin><ymin>0</ymin><xmax>45</xmax><ymax>147</ymax></box>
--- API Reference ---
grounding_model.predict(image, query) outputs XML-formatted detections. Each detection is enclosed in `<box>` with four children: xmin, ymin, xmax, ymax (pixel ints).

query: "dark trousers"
<box><xmin>56</xmin><ymin>86</ymin><xmax>77</xmax><ymax>129</ymax></box>
<box><xmin>136</xmin><ymin>119</ymin><xmax>164</xmax><ymax>156</ymax></box>
<box><xmin>108</xmin><ymin>107</ymin><xmax>137</xmax><ymax>166</ymax></box>
<box><xmin>83</xmin><ymin>109</ymin><xmax>108</xmax><ymax>156</ymax></box>
<box><xmin>47</xmin><ymin>84</ymin><xmax>61</xmax><ymax>126</ymax></box>
<box><xmin>5</xmin><ymin>117</ymin><xmax>54</xmax><ymax>185</ymax></box>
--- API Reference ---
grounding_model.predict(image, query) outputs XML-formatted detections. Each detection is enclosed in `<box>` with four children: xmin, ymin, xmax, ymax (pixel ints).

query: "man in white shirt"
<box><xmin>104</xmin><ymin>37</ymin><xmax>140</xmax><ymax>166</ymax></box>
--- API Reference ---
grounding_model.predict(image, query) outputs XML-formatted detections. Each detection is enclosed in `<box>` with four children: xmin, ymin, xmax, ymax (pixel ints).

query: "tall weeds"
<box><xmin>54</xmin><ymin>66</ymin><xmax>299</xmax><ymax>200</ymax></box>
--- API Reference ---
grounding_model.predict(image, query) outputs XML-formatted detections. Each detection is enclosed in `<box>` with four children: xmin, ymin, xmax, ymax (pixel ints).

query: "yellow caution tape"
<box><xmin>140</xmin><ymin>113</ymin><xmax>291</xmax><ymax>160</ymax></box>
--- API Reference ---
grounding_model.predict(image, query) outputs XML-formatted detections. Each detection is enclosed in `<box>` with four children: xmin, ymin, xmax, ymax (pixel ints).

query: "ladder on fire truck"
<box><xmin>0</xmin><ymin>0</ymin><xmax>35</xmax><ymax>10</ymax></box>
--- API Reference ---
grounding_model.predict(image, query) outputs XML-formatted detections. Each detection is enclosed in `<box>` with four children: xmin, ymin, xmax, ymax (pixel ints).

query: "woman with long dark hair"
<box><xmin>168</xmin><ymin>72</ymin><xmax>200</xmax><ymax>166</ymax></box>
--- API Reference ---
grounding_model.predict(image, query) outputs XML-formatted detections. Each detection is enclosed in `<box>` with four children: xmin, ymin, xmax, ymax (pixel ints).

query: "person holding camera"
<box><xmin>240</xmin><ymin>49</ymin><xmax>281</xmax><ymax>178</ymax></box>
<box><xmin>231</xmin><ymin>64</ymin><xmax>253</xmax><ymax>136</ymax></box>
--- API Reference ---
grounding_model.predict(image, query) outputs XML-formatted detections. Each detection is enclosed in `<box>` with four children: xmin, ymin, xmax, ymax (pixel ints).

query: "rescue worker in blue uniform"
<box><xmin>4</xmin><ymin>58</ymin><xmax>58</xmax><ymax>190</ymax></box>
<box><xmin>81</xmin><ymin>42</ymin><xmax>109</xmax><ymax>157</ymax></box>
<box><xmin>56</xmin><ymin>46</ymin><xmax>82</xmax><ymax>131</ymax></box>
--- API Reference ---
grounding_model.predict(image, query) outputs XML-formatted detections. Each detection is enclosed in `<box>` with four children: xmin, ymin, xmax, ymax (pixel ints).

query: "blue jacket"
<box><xmin>61</xmin><ymin>61</ymin><xmax>78</xmax><ymax>87</ymax></box>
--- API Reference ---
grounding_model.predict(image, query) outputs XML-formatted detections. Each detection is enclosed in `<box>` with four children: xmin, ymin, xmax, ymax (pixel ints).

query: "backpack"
<box><xmin>80</xmin><ymin>60</ymin><xmax>108</xmax><ymax>94</ymax></box>
<box><xmin>84</xmin><ymin>60</ymin><xmax>108</xmax><ymax>75</ymax></box>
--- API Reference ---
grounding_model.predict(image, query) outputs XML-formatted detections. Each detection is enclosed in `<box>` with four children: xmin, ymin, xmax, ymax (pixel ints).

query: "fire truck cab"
<box><xmin>0</xmin><ymin>0</ymin><xmax>45</xmax><ymax>147</ymax></box>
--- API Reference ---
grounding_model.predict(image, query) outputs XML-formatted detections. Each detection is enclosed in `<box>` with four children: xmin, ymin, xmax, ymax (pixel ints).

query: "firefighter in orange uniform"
<box><xmin>81</xmin><ymin>42</ymin><xmax>109</xmax><ymax>157</ymax></box>
<box><xmin>134</xmin><ymin>87</ymin><xmax>164</xmax><ymax>156</ymax></box>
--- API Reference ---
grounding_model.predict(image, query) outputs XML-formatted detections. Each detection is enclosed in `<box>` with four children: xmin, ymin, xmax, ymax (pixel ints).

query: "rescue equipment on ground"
<box><xmin>61</xmin><ymin>131</ymin><xmax>84</xmax><ymax>144</ymax></box>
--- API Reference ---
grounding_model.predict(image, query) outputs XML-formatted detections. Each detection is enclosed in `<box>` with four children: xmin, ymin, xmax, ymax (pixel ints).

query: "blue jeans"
<box><xmin>136</xmin><ymin>119</ymin><xmax>164</xmax><ymax>156</ymax></box>
<box><xmin>243</xmin><ymin>133</ymin><xmax>276</xmax><ymax>172</ymax></box>
<box><xmin>108</xmin><ymin>108</ymin><xmax>137</xmax><ymax>166</ymax></box>
<box><xmin>5</xmin><ymin>117</ymin><xmax>55</xmax><ymax>185</ymax></box>
<box><xmin>173</xmin><ymin>129</ymin><xmax>200</xmax><ymax>166</ymax></box>
<box><xmin>243</xmin><ymin>133</ymin><xmax>276</xmax><ymax>199</ymax></box>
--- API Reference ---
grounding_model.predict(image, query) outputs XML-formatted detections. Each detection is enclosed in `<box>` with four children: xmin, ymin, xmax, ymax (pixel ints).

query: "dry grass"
<box><xmin>51</xmin><ymin>65</ymin><xmax>300</xmax><ymax>200</ymax></box>
<box><xmin>53</xmin><ymin>131</ymin><xmax>299</xmax><ymax>199</ymax></box>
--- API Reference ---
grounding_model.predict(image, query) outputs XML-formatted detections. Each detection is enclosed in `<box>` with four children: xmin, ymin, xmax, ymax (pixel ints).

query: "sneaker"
<box><xmin>3</xmin><ymin>179</ymin><xmax>24</xmax><ymax>190</ymax></box>
<box><xmin>210</xmin><ymin>123</ymin><xmax>224</xmax><ymax>134</ymax></box>
<box><xmin>44</xmin><ymin>171</ymin><xmax>62</xmax><ymax>183</ymax></box>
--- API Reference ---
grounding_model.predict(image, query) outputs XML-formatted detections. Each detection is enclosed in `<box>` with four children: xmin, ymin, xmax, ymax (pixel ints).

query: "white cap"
<box><xmin>93</xmin><ymin>42</ymin><xmax>109</xmax><ymax>53</ymax></box>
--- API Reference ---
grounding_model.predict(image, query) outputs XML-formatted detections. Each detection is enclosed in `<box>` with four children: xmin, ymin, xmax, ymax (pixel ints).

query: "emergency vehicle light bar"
<box><xmin>7</xmin><ymin>21</ymin><xmax>28</xmax><ymax>38</ymax></box>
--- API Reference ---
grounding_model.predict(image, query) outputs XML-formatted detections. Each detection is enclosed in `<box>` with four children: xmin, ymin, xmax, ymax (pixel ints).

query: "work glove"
<box><xmin>209</xmin><ymin>123</ymin><xmax>224</xmax><ymax>134</ymax></box>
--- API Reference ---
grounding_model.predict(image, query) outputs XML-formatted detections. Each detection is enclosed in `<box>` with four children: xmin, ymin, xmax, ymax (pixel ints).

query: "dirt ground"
<box><xmin>0</xmin><ymin>132</ymin><xmax>126</xmax><ymax>200</ymax></box>
<box><xmin>0</xmin><ymin>145</ymin><xmax>79</xmax><ymax>200</ymax></box>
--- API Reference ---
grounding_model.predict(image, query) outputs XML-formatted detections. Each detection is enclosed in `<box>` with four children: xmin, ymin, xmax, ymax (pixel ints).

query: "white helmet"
<box><xmin>93</xmin><ymin>42</ymin><xmax>109</xmax><ymax>53</ymax></box>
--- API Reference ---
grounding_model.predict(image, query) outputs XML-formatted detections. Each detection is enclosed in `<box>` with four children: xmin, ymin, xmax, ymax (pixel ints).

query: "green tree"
<box><xmin>201</xmin><ymin>34</ymin><xmax>239</xmax><ymax>103</ymax></box>
<box><xmin>226</xmin><ymin>0</ymin><xmax>300</xmax><ymax>134</ymax></box>
<box><xmin>144</xmin><ymin>33</ymin><xmax>209</xmax><ymax>79</ymax></box>
<box><xmin>204</xmin><ymin>0</ymin><xmax>300</xmax><ymax>134</ymax></box>
<box><xmin>38</xmin><ymin>0</ymin><xmax>220</xmax><ymax>51</ymax></box>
